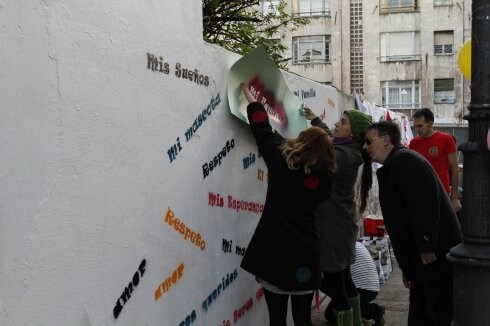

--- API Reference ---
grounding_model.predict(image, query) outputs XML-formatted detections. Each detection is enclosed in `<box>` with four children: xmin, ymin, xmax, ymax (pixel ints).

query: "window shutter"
<box><xmin>380</xmin><ymin>33</ymin><xmax>388</xmax><ymax>57</ymax></box>
<box><xmin>434</xmin><ymin>31</ymin><xmax>454</xmax><ymax>45</ymax></box>
<box><xmin>389</xmin><ymin>32</ymin><xmax>418</xmax><ymax>57</ymax></box>
<box><xmin>434</xmin><ymin>79</ymin><xmax>454</xmax><ymax>92</ymax></box>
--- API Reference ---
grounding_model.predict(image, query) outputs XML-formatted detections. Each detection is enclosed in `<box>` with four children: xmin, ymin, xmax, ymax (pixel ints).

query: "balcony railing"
<box><xmin>292</xmin><ymin>9</ymin><xmax>331</xmax><ymax>17</ymax></box>
<box><xmin>380</xmin><ymin>5</ymin><xmax>418</xmax><ymax>14</ymax></box>
<box><xmin>292</xmin><ymin>58</ymin><xmax>330</xmax><ymax>64</ymax></box>
<box><xmin>434</xmin><ymin>0</ymin><xmax>453</xmax><ymax>6</ymax></box>
<box><xmin>379</xmin><ymin>54</ymin><xmax>422</xmax><ymax>62</ymax></box>
<box><xmin>383</xmin><ymin>103</ymin><xmax>421</xmax><ymax>109</ymax></box>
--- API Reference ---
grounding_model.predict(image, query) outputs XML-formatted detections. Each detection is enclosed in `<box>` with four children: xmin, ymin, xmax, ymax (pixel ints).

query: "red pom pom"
<box><xmin>304</xmin><ymin>175</ymin><xmax>320</xmax><ymax>189</ymax></box>
<box><xmin>251</xmin><ymin>111</ymin><xmax>267</xmax><ymax>124</ymax></box>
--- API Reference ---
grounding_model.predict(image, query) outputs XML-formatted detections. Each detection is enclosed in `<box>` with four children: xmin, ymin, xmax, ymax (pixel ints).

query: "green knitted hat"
<box><xmin>343</xmin><ymin>109</ymin><xmax>373</xmax><ymax>142</ymax></box>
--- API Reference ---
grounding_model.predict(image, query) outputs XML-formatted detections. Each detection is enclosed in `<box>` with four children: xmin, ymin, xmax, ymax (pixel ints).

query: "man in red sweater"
<box><xmin>409</xmin><ymin>108</ymin><xmax>461</xmax><ymax>212</ymax></box>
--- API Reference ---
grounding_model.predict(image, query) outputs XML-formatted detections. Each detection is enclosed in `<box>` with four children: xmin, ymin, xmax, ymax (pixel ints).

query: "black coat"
<box><xmin>376</xmin><ymin>146</ymin><xmax>462</xmax><ymax>283</ymax></box>
<box><xmin>240</xmin><ymin>102</ymin><xmax>334</xmax><ymax>291</ymax></box>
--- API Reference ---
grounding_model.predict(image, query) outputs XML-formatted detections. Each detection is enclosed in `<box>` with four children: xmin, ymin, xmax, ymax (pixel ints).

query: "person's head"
<box><xmin>413</xmin><ymin>108</ymin><xmax>435</xmax><ymax>138</ymax></box>
<box><xmin>362</xmin><ymin>121</ymin><xmax>401</xmax><ymax>164</ymax></box>
<box><xmin>281</xmin><ymin>126</ymin><xmax>336</xmax><ymax>174</ymax></box>
<box><xmin>334</xmin><ymin>110</ymin><xmax>373</xmax><ymax>142</ymax></box>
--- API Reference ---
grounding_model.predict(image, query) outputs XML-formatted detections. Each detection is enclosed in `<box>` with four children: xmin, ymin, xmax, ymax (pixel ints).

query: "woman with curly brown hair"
<box><xmin>239</xmin><ymin>83</ymin><xmax>336</xmax><ymax>326</ymax></box>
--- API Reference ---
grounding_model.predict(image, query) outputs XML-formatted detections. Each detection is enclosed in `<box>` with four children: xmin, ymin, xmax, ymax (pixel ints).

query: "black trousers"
<box><xmin>263</xmin><ymin>288</ymin><xmax>314</xmax><ymax>326</ymax></box>
<box><xmin>407</xmin><ymin>278</ymin><xmax>453</xmax><ymax>326</ymax></box>
<box><xmin>320</xmin><ymin>267</ymin><xmax>358</xmax><ymax>310</ymax></box>
<box><xmin>358</xmin><ymin>288</ymin><xmax>378</xmax><ymax>316</ymax></box>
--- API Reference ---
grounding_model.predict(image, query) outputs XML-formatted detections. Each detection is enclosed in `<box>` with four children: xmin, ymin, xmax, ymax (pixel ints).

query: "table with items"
<box><xmin>360</xmin><ymin>236</ymin><xmax>393</xmax><ymax>284</ymax></box>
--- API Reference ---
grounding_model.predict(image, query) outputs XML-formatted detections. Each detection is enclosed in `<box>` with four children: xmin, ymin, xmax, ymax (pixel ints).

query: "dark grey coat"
<box><xmin>311</xmin><ymin>118</ymin><xmax>363</xmax><ymax>272</ymax></box>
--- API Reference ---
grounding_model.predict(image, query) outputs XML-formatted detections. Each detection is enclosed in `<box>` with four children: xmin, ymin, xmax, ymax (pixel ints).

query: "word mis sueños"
<box><xmin>146</xmin><ymin>53</ymin><xmax>210</xmax><ymax>87</ymax></box>
<box><xmin>164</xmin><ymin>207</ymin><xmax>205</xmax><ymax>251</ymax></box>
<box><xmin>167</xmin><ymin>93</ymin><xmax>221</xmax><ymax>163</ymax></box>
<box><xmin>202</xmin><ymin>139</ymin><xmax>235</xmax><ymax>179</ymax></box>
<box><xmin>113</xmin><ymin>259</ymin><xmax>147</xmax><ymax>319</ymax></box>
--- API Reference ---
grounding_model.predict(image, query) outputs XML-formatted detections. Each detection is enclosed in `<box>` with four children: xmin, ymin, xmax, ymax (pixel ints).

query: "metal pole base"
<box><xmin>448</xmin><ymin>243</ymin><xmax>490</xmax><ymax>326</ymax></box>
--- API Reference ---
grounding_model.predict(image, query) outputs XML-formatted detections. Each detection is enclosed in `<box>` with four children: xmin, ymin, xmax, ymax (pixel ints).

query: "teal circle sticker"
<box><xmin>296</xmin><ymin>267</ymin><xmax>311</xmax><ymax>283</ymax></box>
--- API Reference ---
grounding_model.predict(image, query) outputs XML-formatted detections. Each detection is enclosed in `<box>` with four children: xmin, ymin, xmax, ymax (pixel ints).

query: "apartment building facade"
<box><xmin>265</xmin><ymin>0</ymin><xmax>471</xmax><ymax>130</ymax></box>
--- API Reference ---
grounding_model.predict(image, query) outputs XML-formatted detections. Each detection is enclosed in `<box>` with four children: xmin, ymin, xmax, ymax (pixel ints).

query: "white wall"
<box><xmin>0</xmin><ymin>1</ymin><xmax>348</xmax><ymax>325</ymax></box>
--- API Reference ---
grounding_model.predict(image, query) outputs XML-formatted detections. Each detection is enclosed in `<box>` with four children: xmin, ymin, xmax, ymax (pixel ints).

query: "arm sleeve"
<box><xmin>446</xmin><ymin>134</ymin><xmax>457</xmax><ymax>154</ymax></box>
<box><xmin>310</xmin><ymin>117</ymin><xmax>333</xmax><ymax>137</ymax></box>
<box><xmin>246</xmin><ymin>102</ymin><xmax>281</xmax><ymax>162</ymax></box>
<box><xmin>394</xmin><ymin>151</ymin><xmax>441</xmax><ymax>254</ymax></box>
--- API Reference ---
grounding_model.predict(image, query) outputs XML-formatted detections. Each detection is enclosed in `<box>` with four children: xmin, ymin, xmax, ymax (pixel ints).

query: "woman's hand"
<box><xmin>303</xmin><ymin>106</ymin><xmax>317</xmax><ymax>121</ymax></box>
<box><xmin>240</xmin><ymin>82</ymin><xmax>256</xmax><ymax>103</ymax></box>
<box><xmin>420</xmin><ymin>252</ymin><xmax>437</xmax><ymax>265</ymax></box>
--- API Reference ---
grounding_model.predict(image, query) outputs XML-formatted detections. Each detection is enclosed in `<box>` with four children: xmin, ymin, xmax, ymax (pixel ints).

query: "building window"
<box><xmin>434</xmin><ymin>0</ymin><xmax>453</xmax><ymax>6</ymax></box>
<box><xmin>262</xmin><ymin>0</ymin><xmax>280</xmax><ymax>16</ymax></box>
<box><xmin>434</xmin><ymin>31</ymin><xmax>453</xmax><ymax>55</ymax></box>
<box><xmin>293</xmin><ymin>0</ymin><xmax>331</xmax><ymax>17</ymax></box>
<box><xmin>380</xmin><ymin>0</ymin><xmax>418</xmax><ymax>14</ymax></box>
<box><xmin>380</xmin><ymin>32</ymin><xmax>421</xmax><ymax>62</ymax></box>
<box><xmin>434</xmin><ymin>79</ymin><xmax>455</xmax><ymax>103</ymax></box>
<box><xmin>381</xmin><ymin>80</ymin><xmax>420</xmax><ymax>109</ymax></box>
<box><xmin>292</xmin><ymin>35</ymin><xmax>330</xmax><ymax>64</ymax></box>
<box><xmin>350</xmin><ymin>0</ymin><xmax>364</xmax><ymax>94</ymax></box>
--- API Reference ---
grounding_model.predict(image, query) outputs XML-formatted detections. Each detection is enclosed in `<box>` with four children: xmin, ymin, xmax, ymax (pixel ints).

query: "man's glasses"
<box><xmin>364</xmin><ymin>135</ymin><xmax>383</xmax><ymax>145</ymax></box>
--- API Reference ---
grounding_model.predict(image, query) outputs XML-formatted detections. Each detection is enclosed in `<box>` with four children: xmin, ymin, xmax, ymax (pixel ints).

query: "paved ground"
<box><xmin>312</xmin><ymin>258</ymin><xmax>409</xmax><ymax>326</ymax></box>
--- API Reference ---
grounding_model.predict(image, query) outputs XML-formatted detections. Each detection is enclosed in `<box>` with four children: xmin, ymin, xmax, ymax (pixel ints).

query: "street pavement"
<box><xmin>312</xmin><ymin>258</ymin><xmax>409</xmax><ymax>326</ymax></box>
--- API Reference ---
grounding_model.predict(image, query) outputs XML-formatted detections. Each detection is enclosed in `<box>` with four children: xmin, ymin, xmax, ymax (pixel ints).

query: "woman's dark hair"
<box><xmin>358</xmin><ymin>149</ymin><xmax>372</xmax><ymax>214</ymax></box>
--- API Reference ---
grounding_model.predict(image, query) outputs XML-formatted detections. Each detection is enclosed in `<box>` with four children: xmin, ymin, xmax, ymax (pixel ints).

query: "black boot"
<box><xmin>364</xmin><ymin>303</ymin><xmax>385</xmax><ymax>326</ymax></box>
<box><xmin>324</xmin><ymin>301</ymin><xmax>336</xmax><ymax>324</ymax></box>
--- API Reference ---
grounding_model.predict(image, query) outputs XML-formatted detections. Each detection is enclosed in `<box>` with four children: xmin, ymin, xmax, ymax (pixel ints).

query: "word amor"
<box><xmin>154</xmin><ymin>263</ymin><xmax>184</xmax><ymax>301</ymax></box>
<box><xmin>113</xmin><ymin>259</ymin><xmax>146</xmax><ymax>318</ymax></box>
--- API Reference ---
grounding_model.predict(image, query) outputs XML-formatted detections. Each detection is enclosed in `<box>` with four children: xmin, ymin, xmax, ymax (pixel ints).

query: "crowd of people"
<box><xmin>239</xmin><ymin>83</ymin><xmax>462</xmax><ymax>326</ymax></box>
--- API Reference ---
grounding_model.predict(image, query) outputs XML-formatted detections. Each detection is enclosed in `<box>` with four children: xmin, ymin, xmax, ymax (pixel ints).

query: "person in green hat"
<box><xmin>304</xmin><ymin>107</ymin><xmax>380</xmax><ymax>326</ymax></box>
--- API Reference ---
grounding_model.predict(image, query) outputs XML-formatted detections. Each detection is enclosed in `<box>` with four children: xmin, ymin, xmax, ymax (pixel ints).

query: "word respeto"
<box><xmin>164</xmin><ymin>207</ymin><xmax>205</xmax><ymax>251</ymax></box>
<box><xmin>202</xmin><ymin>139</ymin><xmax>235</xmax><ymax>179</ymax></box>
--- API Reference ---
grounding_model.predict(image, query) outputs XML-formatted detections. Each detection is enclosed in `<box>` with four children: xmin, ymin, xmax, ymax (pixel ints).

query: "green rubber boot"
<box><xmin>333</xmin><ymin>308</ymin><xmax>353</xmax><ymax>326</ymax></box>
<box><xmin>348</xmin><ymin>295</ymin><xmax>363</xmax><ymax>326</ymax></box>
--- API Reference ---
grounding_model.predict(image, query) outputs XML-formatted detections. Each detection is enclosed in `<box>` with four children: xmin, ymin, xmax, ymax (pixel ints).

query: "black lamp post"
<box><xmin>447</xmin><ymin>1</ymin><xmax>490</xmax><ymax>325</ymax></box>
